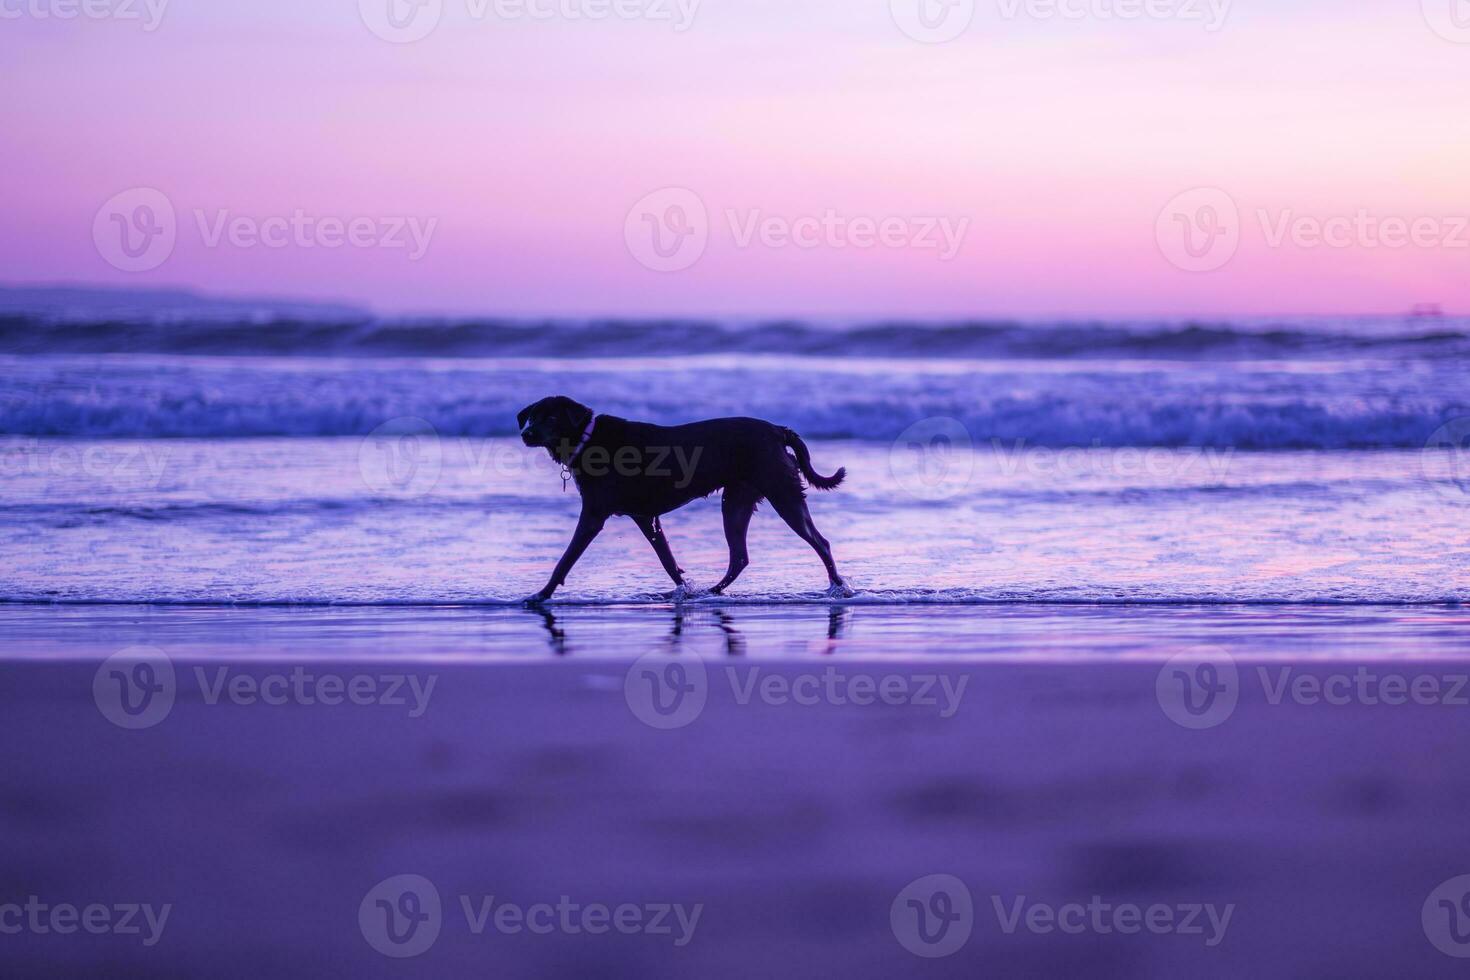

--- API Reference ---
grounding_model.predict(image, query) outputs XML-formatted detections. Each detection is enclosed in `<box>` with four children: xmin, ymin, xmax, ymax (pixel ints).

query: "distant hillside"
<box><xmin>0</xmin><ymin>283</ymin><xmax>371</xmax><ymax>323</ymax></box>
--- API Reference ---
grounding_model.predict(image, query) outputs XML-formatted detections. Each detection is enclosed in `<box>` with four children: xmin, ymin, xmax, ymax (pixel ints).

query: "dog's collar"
<box><xmin>558</xmin><ymin>415</ymin><xmax>597</xmax><ymax>492</ymax></box>
<box><xmin>568</xmin><ymin>414</ymin><xmax>597</xmax><ymax>463</ymax></box>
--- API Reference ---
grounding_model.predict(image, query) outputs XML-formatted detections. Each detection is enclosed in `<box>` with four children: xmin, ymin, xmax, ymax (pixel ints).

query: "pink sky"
<box><xmin>4</xmin><ymin>0</ymin><xmax>1468</xmax><ymax>317</ymax></box>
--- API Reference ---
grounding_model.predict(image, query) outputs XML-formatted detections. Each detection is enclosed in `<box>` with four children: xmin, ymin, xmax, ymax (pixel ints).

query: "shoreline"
<box><xmin>2</xmin><ymin>599</ymin><xmax>1470</xmax><ymax>605</ymax></box>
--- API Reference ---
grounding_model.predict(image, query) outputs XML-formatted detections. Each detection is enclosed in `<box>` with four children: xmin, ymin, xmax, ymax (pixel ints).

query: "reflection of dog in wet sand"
<box><xmin>517</xmin><ymin>396</ymin><xmax>851</xmax><ymax>603</ymax></box>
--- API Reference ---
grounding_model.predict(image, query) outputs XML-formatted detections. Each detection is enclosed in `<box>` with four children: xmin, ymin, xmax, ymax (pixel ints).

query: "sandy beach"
<box><xmin>4</xmin><ymin>603</ymin><xmax>1470</xmax><ymax>977</ymax></box>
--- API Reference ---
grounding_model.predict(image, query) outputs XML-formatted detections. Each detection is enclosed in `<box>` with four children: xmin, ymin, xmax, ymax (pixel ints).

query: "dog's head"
<box><xmin>517</xmin><ymin>396</ymin><xmax>594</xmax><ymax>455</ymax></box>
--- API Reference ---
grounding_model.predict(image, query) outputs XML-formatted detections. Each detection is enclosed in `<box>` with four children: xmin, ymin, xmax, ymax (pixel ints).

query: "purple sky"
<box><xmin>4</xmin><ymin>0</ymin><xmax>1468</xmax><ymax>317</ymax></box>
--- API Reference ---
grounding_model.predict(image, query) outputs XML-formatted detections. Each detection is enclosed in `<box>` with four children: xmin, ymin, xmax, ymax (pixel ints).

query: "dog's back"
<box><xmin>582</xmin><ymin>415</ymin><xmax>795</xmax><ymax>511</ymax></box>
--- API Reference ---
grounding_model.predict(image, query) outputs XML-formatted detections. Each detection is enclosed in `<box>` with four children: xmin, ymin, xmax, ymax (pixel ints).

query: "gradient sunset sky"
<box><xmin>4</xmin><ymin>0</ymin><xmax>1468</xmax><ymax>317</ymax></box>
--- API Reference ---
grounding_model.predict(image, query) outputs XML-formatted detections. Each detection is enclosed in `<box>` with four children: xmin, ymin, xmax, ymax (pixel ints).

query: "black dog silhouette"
<box><xmin>517</xmin><ymin>396</ymin><xmax>850</xmax><ymax>603</ymax></box>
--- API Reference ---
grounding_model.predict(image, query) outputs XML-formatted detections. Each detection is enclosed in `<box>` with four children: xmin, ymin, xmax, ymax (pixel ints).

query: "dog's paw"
<box><xmin>521</xmin><ymin>592</ymin><xmax>552</xmax><ymax>607</ymax></box>
<box><xmin>825</xmin><ymin>581</ymin><xmax>856</xmax><ymax>599</ymax></box>
<box><xmin>664</xmin><ymin>583</ymin><xmax>709</xmax><ymax>603</ymax></box>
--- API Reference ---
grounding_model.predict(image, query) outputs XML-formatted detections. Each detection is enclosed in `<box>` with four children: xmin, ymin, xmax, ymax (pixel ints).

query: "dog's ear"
<box><xmin>516</xmin><ymin>404</ymin><xmax>534</xmax><ymax>429</ymax></box>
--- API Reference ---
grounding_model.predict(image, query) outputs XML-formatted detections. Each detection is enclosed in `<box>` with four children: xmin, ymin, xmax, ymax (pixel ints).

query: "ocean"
<box><xmin>1</xmin><ymin>313</ymin><xmax>1467</xmax><ymax>605</ymax></box>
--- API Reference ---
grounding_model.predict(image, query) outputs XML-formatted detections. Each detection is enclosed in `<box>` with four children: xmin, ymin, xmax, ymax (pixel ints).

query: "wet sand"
<box><xmin>3</xmin><ymin>604</ymin><xmax>1470</xmax><ymax>977</ymax></box>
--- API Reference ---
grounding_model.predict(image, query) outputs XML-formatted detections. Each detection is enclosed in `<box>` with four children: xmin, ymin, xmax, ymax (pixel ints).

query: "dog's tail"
<box><xmin>782</xmin><ymin>428</ymin><xmax>846</xmax><ymax>490</ymax></box>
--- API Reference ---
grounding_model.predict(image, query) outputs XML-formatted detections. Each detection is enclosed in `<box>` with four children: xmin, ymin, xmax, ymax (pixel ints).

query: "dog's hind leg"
<box><xmin>710</xmin><ymin>486</ymin><xmax>759</xmax><ymax>595</ymax></box>
<box><xmin>631</xmin><ymin>515</ymin><xmax>686</xmax><ymax>588</ymax></box>
<box><xmin>766</xmin><ymin>488</ymin><xmax>851</xmax><ymax>596</ymax></box>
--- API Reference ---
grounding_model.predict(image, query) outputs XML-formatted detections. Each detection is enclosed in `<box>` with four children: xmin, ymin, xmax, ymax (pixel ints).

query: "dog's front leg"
<box><xmin>631</xmin><ymin>515</ymin><xmax>685</xmax><ymax>588</ymax></box>
<box><xmin>525</xmin><ymin>508</ymin><xmax>607</xmax><ymax>605</ymax></box>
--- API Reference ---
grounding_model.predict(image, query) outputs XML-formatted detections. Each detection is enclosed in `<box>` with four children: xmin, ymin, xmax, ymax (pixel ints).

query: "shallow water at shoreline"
<box><xmin>5</xmin><ymin>602</ymin><xmax>1470</xmax><ymax>663</ymax></box>
<box><xmin>3</xmin><ymin>438</ymin><xmax>1467</xmax><ymax>605</ymax></box>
